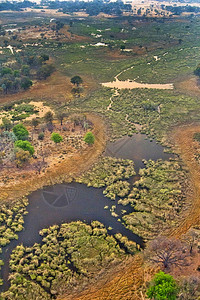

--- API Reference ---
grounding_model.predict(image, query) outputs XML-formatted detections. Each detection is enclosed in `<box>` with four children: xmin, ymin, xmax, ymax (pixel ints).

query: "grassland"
<box><xmin>0</xmin><ymin>11</ymin><xmax>200</xmax><ymax>300</ymax></box>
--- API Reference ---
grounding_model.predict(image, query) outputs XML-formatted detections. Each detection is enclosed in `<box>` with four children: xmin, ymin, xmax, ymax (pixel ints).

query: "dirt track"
<box><xmin>169</xmin><ymin>124</ymin><xmax>200</xmax><ymax>237</ymax></box>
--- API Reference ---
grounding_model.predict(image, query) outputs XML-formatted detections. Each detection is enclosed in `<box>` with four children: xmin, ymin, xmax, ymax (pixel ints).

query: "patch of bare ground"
<box><xmin>0</xmin><ymin>114</ymin><xmax>106</xmax><ymax>202</ymax></box>
<box><xmin>175</xmin><ymin>76</ymin><xmax>200</xmax><ymax>98</ymax></box>
<box><xmin>167</xmin><ymin>124</ymin><xmax>200</xmax><ymax>238</ymax></box>
<box><xmin>0</xmin><ymin>71</ymin><xmax>97</xmax><ymax>105</ymax></box>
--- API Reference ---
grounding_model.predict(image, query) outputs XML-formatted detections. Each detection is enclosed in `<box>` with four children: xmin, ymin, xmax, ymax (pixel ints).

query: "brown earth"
<box><xmin>0</xmin><ymin>113</ymin><xmax>106</xmax><ymax>202</ymax></box>
<box><xmin>169</xmin><ymin>124</ymin><xmax>200</xmax><ymax>237</ymax></box>
<box><xmin>175</xmin><ymin>76</ymin><xmax>200</xmax><ymax>98</ymax></box>
<box><xmin>0</xmin><ymin>71</ymin><xmax>97</xmax><ymax>106</ymax></box>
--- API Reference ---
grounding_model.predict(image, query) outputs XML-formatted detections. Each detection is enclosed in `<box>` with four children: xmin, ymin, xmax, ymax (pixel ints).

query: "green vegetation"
<box><xmin>84</xmin><ymin>131</ymin><xmax>95</xmax><ymax>145</ymax></box>
<box><xmin>0</xmin><ymin>52</ymin><xmax>54</xmax><ymax>94</ymax></box>
<box><xmin>147</xmin><ymin>271</ymin><xmax>178</xmax><ymax>300</ymax></box>
<box><xmin>120</xmin><ymin>160</ymin><xmax>186</xmax><ymax>240</ymax></box>
<box><xmin>2</xmin><ymin>221</ymin><xmax>125</xmax><ymax>299</ymax></box>
<box><xmin>0</xmin><ymin>197</ymin><xmax>28</xmax><ymax>285</ymax></box>
<box><xmin>15</xmin><ymin>140</ymin><xmax>35</xmax><ymax>156</ymax></box>
<box><xmin>51</xmin><ymin>132</ymin><xmax>63</xmax><ymax>144</ymax></box>
<box><xmin>12</xmin><ymin>123</ymin><xmax>29</xmax><ymax>140</ymax></box>
<box><xmin>77</xmin><ymin>157</ymin><xmax>135</xmax><ymax>200</ymax></box>
<box><xmin>70</xmin><ymin>75</ymin><xmax>83</xmax><ymax>87</ymax></box>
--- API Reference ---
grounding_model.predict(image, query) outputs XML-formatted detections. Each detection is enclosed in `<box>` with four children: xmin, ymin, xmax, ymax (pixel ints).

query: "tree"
<box><xmin>56</xmin><ymin>111</ymin><xmax>66</xmax><ymax>126</ymax></box>
<box><xmin>15</xmin><ymin>140</ymin><xmax>35</xmax><ymax>156</ymax></box>
<box><xmin>13</xmin><ymin>124</ymin><xmax>29</xmax><ymax>140</ymax></box>
<box><xmin>21</xmin><ymin>65</ymin><xmax>30</xmax><ymax>76</ymax></box>
<box><xmin>37</xmin><ymin>64</ymin><xmax>55</xmax><ymax>80</ymax></box>
<box><xmin>31</xmin><ymin>118</ymin><xmax>40</xmax><ymax>130</ymax></box>
<box><xmin>51</xmin><ymin>132</ymin><xmax>63</xmax><ymax>143</ymax></box>
<box><xmin>120</xmin><ymin>44</ymin><xmax>125</xmax><ymax>51</ymax></box>
<box><xmin>21</xmin><ymin>77</ymin><xmax>32</xmax><ymax>90</ymax></box>
<box><xmin>70</xmin><ymin>75</ymin><xmax>83</xmax><ymax>87</ymax></box>
<box><xmin>15</xmin><ymin>149</ymin><xmax>30</xmax><ymax>168</ymax></box>
<box><xmin>44</xmin><ymin>111</ymin><xmax>53</xmax><ymax>124</ymax></box>
<box><xmin>84</xmin><ymin>132</ymin><xmax>95</xmax><ymax>145</ymax></box>
<box><xmin>194</xmin><ymin>64</ymin><xmax>200</xmax><ymax>77</ymax></box>
<box><xmin>182</xmin><ymin>229</ymin><xmax>199</xmax><ymax>254</ymax></box>
<box><xmin>40</xmin><ymin>54</ymin><xmax>49</xmax><ymax>62</ymax></box>
<box><xmin>147</xmin><ymin>271</ymin><xmax>178</xmax><ymax>300</ymax></box>
<box><xmin>145</xmin><ymin>237</ymin><xmax>189</xmax><ymax>270</ymax></box>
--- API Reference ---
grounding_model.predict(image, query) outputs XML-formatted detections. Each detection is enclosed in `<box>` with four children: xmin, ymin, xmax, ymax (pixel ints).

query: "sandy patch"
<box><xmin>102</xmin><ymin>65</ymin><xmax>173</xmax><ymax>90</ymax></box>
<box><xmin>102</xmin><ymin>78</ymin><xmax>174</xmax><ymax>90</ymax></box>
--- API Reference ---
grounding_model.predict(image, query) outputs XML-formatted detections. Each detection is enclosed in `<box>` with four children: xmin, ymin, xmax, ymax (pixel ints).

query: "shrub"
<box><xmin>147</xmin><ymin>271</ymin><xmax>178</xmax><ymax>300</ymax></box>
<box><xmin>51</xmin><ymin>132</ymin><xmax>63</xmax><ymax>143</ymax></box>
<box><xmin>15</xmin><ymin>140</ymin><xmax>35</xmax><ymax>156</ymax></box>
<box><xmin>84</xmin><ymin>132</ymin><xmax>95</xmax><ymax>145</ymax></box>
<box><xmin>38</xmin><ymin>132</ymin><xmax>44</xmax><ymax>140</ymax></box>
<box><xmin>13</xmin><ymin>123</ymin><xmax>29</xmax><ymax>140</ymax></box>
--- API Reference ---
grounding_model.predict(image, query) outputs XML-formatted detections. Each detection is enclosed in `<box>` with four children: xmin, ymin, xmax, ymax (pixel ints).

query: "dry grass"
<box><xmin>59</xmin><ymin>255</ymin><xmax>157</xmax><ymax>300</ymax></box>
<box><xmin>0</xmin><ymin>71</ymin><xmax>97</xmax><ymax>106</ymax></box>
<box><xmin>168</xmin><ymin>124</ymin><xmax>200</xmax><ymax>237</ymax></box>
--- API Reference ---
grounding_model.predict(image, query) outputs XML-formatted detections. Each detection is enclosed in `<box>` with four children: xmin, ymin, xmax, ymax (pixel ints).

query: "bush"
<box><xmin>147</xmin><ymin>271</ymin><xmax>178</xmax><ymax>300</ymax></box>
<box><xmin>13</xmin><ymin>124</ymin><xmax>29</xmax><ymax>140</ymax></box>
<box><xmin>15</xmin><ymin>140</ymin><xmax>35</xmax><ymax>156</ymax></box>
<box><xmin>51</xmin><ymin>132</ymin><xmax>63</xmax><ymax>143</ymax></box>
<box><xmin>84</xmin><ymin>132</ymin><xmax>95</xmax><ymax>145</ymax></box>
<box><xmin>38</xmin><ymin>132</ymin><xmax>44</xmax><ymax>140</ymax></box>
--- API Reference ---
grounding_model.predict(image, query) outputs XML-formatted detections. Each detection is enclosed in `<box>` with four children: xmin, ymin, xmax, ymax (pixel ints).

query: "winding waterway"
<box><xmin>0</xmin><ymin>133</ymin><xmax>172</xmax><ymax>291</ymax></box>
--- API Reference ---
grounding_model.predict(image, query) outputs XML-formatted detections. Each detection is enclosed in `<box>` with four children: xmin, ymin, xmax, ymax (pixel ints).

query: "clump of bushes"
<box><xmin>3</xmin><ymin>221</ymin><xmax>124</xmax><ymax>298</ymax></box>
<box><xmin>120</xmin><ymin>159</ymin><xmax>186</xmax><ymax>240</ymax></box>
<box><xmin>77</xmin><ymin>156</ymin><xmax>135</xmax><ymax>200</ymax></box>
<box><xmin>0</xmin><ymin>197</ymin><xmax>28</xmax><ymax>285</ymax></box>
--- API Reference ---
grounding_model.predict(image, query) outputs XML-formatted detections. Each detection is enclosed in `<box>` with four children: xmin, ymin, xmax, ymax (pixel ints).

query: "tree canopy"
<box><xmin>51</xmin><ymin>132</ymin><xmax>63</xmax><ymax>143</ymax></box>
<box><xmin>71</xmin><ymin>75</ymin><xmax>83</xmax><ymax>86</ymax></box>
<box><xmin>15</xmin><ymin>140</ymin><xmax>35</xmax><ymax>156</ymax></box>
<box><xmin>13</xmin><ymin>124</ymin><xmax>29</xmax><ymax>140</ymax></box>
<box><xmin>147</xmin><ymin>271</ymin><xmax>178</xmax><ymax>300</ymax></box>
<box><xmin>84</xmin><ymin>132</ymin><xmax>95</xmax><ymax>145</ymax></box>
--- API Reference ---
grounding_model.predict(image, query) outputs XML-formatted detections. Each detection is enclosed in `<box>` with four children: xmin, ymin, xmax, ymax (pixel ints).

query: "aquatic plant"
<box><xmin>2</xmin><ymin>221</ymin><xmax>125</xmax><ymax>298</ymax></box>
<box><xmin>77</xmin><ymin>157</ymin><xmax>135</xmax><ymax>200</ymax></box>
<box><xmin>121</xmin><ymin>160</ymin><xmax>186</xmax><ymax>240</ymax></box>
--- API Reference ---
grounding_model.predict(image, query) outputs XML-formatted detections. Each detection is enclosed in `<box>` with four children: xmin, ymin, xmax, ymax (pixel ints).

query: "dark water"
<box><xmin>0</xmin><ymin>134</ymin><xmax>172</xmax><ymax>291</ymax></box>
<box><xmin>105</xmin><ymin>134</ymin><xmax>171</xmax><ymax>172</ymax></box>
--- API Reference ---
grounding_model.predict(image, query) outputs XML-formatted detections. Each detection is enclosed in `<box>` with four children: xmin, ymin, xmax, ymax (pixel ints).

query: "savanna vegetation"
<box><xmin>0</xmin><ymin>5</ymin><xmax>200</xmax><ymax>300</ymax></box>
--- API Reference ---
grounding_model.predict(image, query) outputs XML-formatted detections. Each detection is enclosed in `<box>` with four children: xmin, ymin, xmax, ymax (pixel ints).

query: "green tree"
<box><xmin>147</xmin><ymin>272</ymin><xmax>178</xmax><ymax>300</ymax></box>
<box><xmin>13</xmin><ymin>124</ymin><xmax>29</xmax><ymax>140</ymax></box>
<box><xmin>194</xmin><ymin>64</ymin><xmax>200</xmax><ymax>77</ymax></box>
<box><xmin>84</xmin><ymin>132</ymin><xmax>95</xmax><ymax>145</ymax></box>
<box><xmin>21</xmin><ymin>65</ymin><xmax>30</xmax><ymax>76</ymax></box>
<box><xmin>15</xmin><ymin>140</ymin><xmax>35</xmax><ymax>156</ymax></box>
<box><xmin>70</xmin><ymin>75</ymin><xmax>83</xmax><ymax>87</ymax></box>
<box><xmin>51</xmin><ymin>132</ymin><xmax>63</xmax><ymax>143</ymax></box>
<box><xmin>40</xmin><ymin>54</ymin><xmax>49</xmax><ymax>62</ymax></box>
<box><xmin>31</xmin><ymin>118</ymin><xmax>40</xmax><ymax>130</ymax></box>
<box><xmin>37</xmin><ymin>64</ymin><xmax>55</xmax><ymax>80</ymax></box>
<box><xmin>21</xmin><ymin>77</ymin><xmax>32</xmax><ymax>90</ymax></box>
